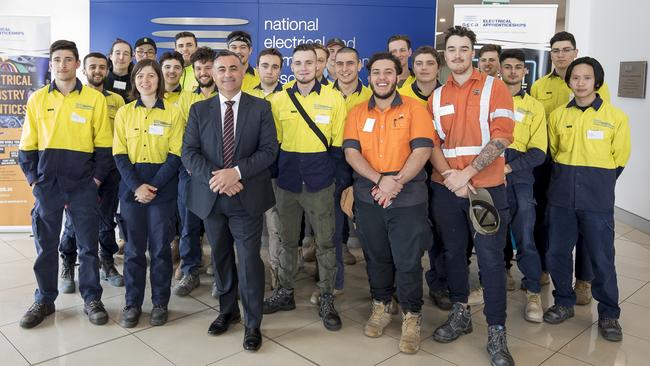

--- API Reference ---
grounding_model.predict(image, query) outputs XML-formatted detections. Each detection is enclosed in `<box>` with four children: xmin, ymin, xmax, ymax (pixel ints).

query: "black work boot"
<box><xmin>319</xmin><ymin>293</ymin><xmax>342</xmax><ymax>331</ymax></box>
<box><xmin>100</xmin><ymin>257</ymin><xmax>124</xmax><ymax>287</ymax></box>
<box><xmin>120</xmin><ymin>305</ymin><xmax>142</xmax><ymax>328</ymax></box>
<box><xmin>598</xmin><ymin>318</ymin><xmax>623</xmax><ymax>342</ymax></box>
<box><xmin>19</xmin><ymin>302</ymin><xmax>55</xmax><ymax>329</ymax></box>
<box><xmin>487</xmin><ymin>325</ymin><xmax>515</xmax><ymax>366</ymax></box>
<box><xmin>150</xmin><ymin>304</ymin><xmax>169</xmax><ymax>326</ymax></box>
<box><xmin>429</xmin><ymin>289</ymin><xmax>453</xmax><ymax>311</ymax></box>
<box><xmin>543</xmin><ymin>304</ymin><xmax>574</xmax><ymax>324</ymax></box>
<box><xmin>173</xmin><ymin>270</ymin><xmax>200</xmax><ymax>297</ymax></box>
<box><xmin>84</xmin><ymin>299</ymin><xmax>109</xmax><ymax>325</ymax></box>
<box><xmin>60</xmin><ymin>261</ymin><xmax>76</xmax><ymax>294</ymax></box>
<box><xmin>263</xmin><ymin>287</ymin><xmax>296</xmax><ymax>314</ymax></box>
<box><xmin>433</xmin><ymin>303</ymin><xmax>473</xmax><ymax>343</ymax></box>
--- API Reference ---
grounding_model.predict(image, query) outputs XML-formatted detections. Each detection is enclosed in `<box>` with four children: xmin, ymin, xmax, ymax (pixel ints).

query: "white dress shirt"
<box><xmin>218</xmin><ymin>91</ymin><xmax>243</xmax><ymax>178</ymax></box>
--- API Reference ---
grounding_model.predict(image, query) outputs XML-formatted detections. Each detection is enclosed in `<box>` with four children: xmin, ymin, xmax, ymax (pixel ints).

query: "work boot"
<box><xmin>302</xmin><ymin>238</ymin><xmax>316</xmax><ymax>262</ymax></box>
<box><xmin>575</xmin><ymin>280</ymin><xmax>592</xmax><ymax>305</ymax></box>
<box><xmin>429</xmin><ymin>289</ymin><xmax>453</xmax><ymax>311</ymax></box>
<box><xmin>543</xmin><ymin>304</ymin><xmax>574</xmax><ymax>324</ymax></box>
<box><xmin>487</xmin><ymin>325</ymin><xmax>515</xmax><ymax>366</ymax></box>
<box><xmin>506</xmin><ymin>269</ymin><xmax>516</xmax><ymax>291</ymax></box>
<box><xmin>270</xmin><ymin>267</ymin><xmax>278</xmax><ymax>290</ymax></box>
<box><xmin>170</xmin><ymin>237</ymin><xmax>180</xmax><ymax>264</ymax></box>
<box><xmin>60</xmin><ymin>261</ymin><xmax>76</xmax><ymax>294</ymax></box>
<box><xmin>116</xmin><ymin>239</ymin><xmax>126</xmax><ymax>255</ymax></box>
<box><xmin>174</xmin><ymin>264</ymin><xmax>183</xmax><ymax>281</ymax></box>
<box><xmin>524</xmin><ymin>291</ymin><xmax>543</xmax><ymax>323</ymax></box>
<box><xmin>150</xmin><ymin>304</ymin><xmax>169</xmax><ymax>326</ymax></box>
<box><xmin>120</xmin><ymin>305</ymin><xmax>142</xmax><ymax>328</ymax></box>
<box><xmin>84</xmin><ymin>299</ymin><xmax>109</xmax><ymax>325</ymax></box>
<box><xmin>319</xmin><ymin>293</ymin><xmax>342</xmax><ymax>331</ymax></box>
<box><xmin>433</xmin><ymin>303</ymin><xmax>473</xmax><ymax>343</ymax></box>
<box><xmin>263</xmin><ymin>287</ymin><xmax>296</xmax><ymax>314</ymax></box>
<box><xmin>399</xmin><ymin>311</ymin><xmax>422</xmax><ymax>354</ymax></box>
<box><xmin>364</xmin><ymin>300</ymin><xmax>393</xmax><ymax>337</ymax></box>
<box><xmin>540</xmin><ymin>272</ymin><xmax>550</xmax><ymax>286</ymax></box>
<box><xmin>598</xmin><ymin>318</ymin><xmax>623</xmax><ymax>342</ymax></box>
<box><xmin>19</xmin><ymin>302</ymin><xmax>55</xmax><ymax>329</ymax></box>
<box><xmin>173</xmin><ymin>270</ymin><xmax>200</xmax><ymax>297</ymax></box>
<box><xmin>342</xmin><ymin>246</ymin><xmax>357</xmax><ymax>265</ymax></box>
<box><xmin>212</xmin><ymin>281</ymin><xmax>219</xmax><ymax>299</ymax></box>
<box><xmin>100</xmin><ymin>257</ymin><xmax>124</xmax><ymax>287</ymax></box>
<box><xmin>468</xmin><ymin>287</ymin><xmax>484</xmax><ymax>306</ymax></box>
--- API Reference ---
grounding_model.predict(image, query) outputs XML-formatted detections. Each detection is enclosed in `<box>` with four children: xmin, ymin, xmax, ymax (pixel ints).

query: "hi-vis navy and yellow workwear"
<box><xmin>531</xmin><ymin>70</ymin><xmax>611</xmax><ymax>118</ymax></box>
<box><xmin>547</xmin><ymin>95</ymin><xmax>631</xmax><ymax>212</ymax></box>
<box><xmin>19</xmin><ymin>78</ymin><xmax>113</xmax><ymax>190</ymax></box>
<box><xmin>397</xmin><ymin>80</ymin><xmax>440</xmax><ymax>107</ymax></box>
<box><xmin>164</xmin><ymin>84</ymin><xmax>182</xmax><ymax>106</ymax></box>
<box><xmin>505</xmin><ymin>89</ymin><xmax>548</xmax><ymax>185</ymax></box>
<box><xmin>248</xmin><ymin>82</ymin><xmax>283</xmax><ymax>100</ymax></box>
<box><xmin>103</xmin><ymin>89</ymin><xmax>126</xmax><ymax>129</ymax></box>
<box><xmin>177</xmin><ymin>87</ymin><xmax>218</xmax><ymax>123</ymax></box>
<box><xmin>270</xmin><ymin>81</ymin><xmax>347</xmax><ymax>193</ymax></box>
<box><xmin>113</xmin><ymin>98</ymin><xmax>184</xmax><ymax>203</ymax></box>
<box><xmin>242</xmin><ymin>64</ymin><xmax>261</xmax><ymax>94</ymax></box>
<box><xmin>332</xmin><ymin>79</ymin><xmax>372</xmax><ymax>112</ymax></box>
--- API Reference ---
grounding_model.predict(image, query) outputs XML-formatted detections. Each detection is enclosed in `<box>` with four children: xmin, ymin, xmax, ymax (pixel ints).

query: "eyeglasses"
<box><xmin>550</xmin><ymin>48</ymin><xmax>575</xmax><ymax>55</ymax></box>
<box><xmin>136</xmin><ymin>49</ymin><xmax>156</xmax><ymax>56</ymax></box>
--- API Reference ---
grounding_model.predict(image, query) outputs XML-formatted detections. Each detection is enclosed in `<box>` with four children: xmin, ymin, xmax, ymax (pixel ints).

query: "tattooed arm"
<box><xmin>442</xmin><ymin>138</ymin><xmax>510</xmax><ymax>192</ymax></box>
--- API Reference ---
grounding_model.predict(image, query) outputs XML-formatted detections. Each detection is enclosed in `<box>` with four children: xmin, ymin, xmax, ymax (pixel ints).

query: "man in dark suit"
<box><xmin>182</xmin><ymin>50</ymin><xmax>278</xmax><ymax>351</ymax></box>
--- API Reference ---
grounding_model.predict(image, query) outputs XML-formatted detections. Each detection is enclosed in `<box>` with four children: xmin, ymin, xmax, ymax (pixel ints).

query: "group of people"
<box><xmin>17</xmin><ymin>25</ymin><xmax>630</xmax><ymax>366</ymax></box>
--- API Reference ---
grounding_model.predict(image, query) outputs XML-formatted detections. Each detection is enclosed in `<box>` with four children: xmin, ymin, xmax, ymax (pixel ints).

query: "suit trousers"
<box><xmin>204</xmin><ymin>194</ymin><xmax>265</xmax><ymax>329</ymax></box>
<box><xmin>121</xmin><ymin>199</ymin><xmax>175</xmax><ymax>307</ymax></box>
<box><xmin>32</xmin><ymin>179</ymin><xmax>102</xmax><ymax>304</ymax></box>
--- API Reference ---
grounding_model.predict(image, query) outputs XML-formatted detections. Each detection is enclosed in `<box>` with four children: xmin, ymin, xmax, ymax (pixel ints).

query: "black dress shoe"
<box><xmin>208</xmin><ymin>312</ymin><xmax>241</xmax><ymax>335</ymax></box>
<box><xmin>243</xmin><ymin>327</ymin><xmax>262</xmax><ymax>351</ymax></box>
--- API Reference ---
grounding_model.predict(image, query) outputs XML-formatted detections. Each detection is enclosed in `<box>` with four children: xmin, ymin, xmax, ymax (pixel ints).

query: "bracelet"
<box><xmin>376</xmin><ymin>175</ymin><xmax>383</xmax><ymax>185</ymax></box>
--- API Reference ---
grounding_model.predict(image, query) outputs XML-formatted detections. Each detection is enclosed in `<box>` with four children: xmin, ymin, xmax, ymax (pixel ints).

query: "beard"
<box><xmin>370</xmin><ymin>81</ymin><xmax>397</xmax><ymax>100</ymax></box>
<box><xmin>87</xmin><ymin>74</ymin><xmax>105</xmax><ymax>87</ymax></box>
<box><xmin>197</xmin><ymin>77</ymin><xmax>214</xmax><ymax>88</ymax></box>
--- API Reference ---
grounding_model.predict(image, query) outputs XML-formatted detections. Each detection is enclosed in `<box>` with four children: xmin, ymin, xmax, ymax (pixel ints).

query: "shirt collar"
<box><xmin>254</xmin><ymin>82</ymin><xmax>283</xmax><ymax>93</ymax></box>
<box><xmin>410</xmin><ymin>81</ymin><xmax>431</xmax><ymax>101</ymax></box>
<box><xmin>49</xmin><ymin>78</ymin><xmax>83</xmax><ymax>94</ymax></box>
<box><xmin>566</xmin><ymin>94</ymin><xmax>603</xmax><ymax>111</ymax></box>
<box><xmin>219</xmin><ymin>91</ymin><xmax>242</xmax><ymax>106</ymax></box>
<box><xmin>101</xmin><ymin>89</ymin><xmax>111</xmax><ymax>97</ymax></box>
<box><xmin>170</xmin><ymin>84</ymin><xmax>182</xmax><ymax>93</ymax></box>
<box><xmin>333</xmin><ymin>78</ymin><xmax>364</xmax><ymax>96</ymax></box>
<box><xmin>368</xmin><ymin>91</ymin><xmax>403</xmax><ymax>110</ymax></box>
<box><xmin>446</xmin><ymin>68</ymin><xmax>482</xmax><ymax>87</ymax></box>
<box><xmin>319</xmin><ymin>77</ymin><xmax>330</xmax><ymax>86</ymax></box>
<box><xmin>135</xmin><ymin>98</ymin><xmax>165</xmax><ymax>109</ymax></box>
<box><xmin>514</xmin><ymin>88</ymin><xmax>527</xmax><ymax>98</ymax></box>
<box><xmin>245</xmin><ymin>64</ymin><xmax>255</xmax><ymax>76</ymax></box>
<box><xmin>550</xmin><ymin>69</ymin><xmax>562</xmax><ymax>78</ymax></box>
<box><xmin>290</xmin><ymin>80</ymin><xmax>322</xmax><ymax>95</ymax></box>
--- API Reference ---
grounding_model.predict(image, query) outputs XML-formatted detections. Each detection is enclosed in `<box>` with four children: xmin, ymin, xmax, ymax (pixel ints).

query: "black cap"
<box><xmin>135</xmin><ymin>37</ymin><xmax>157</xmax><ymax>51</ymax></box>
<box><xmin>326</xmin><ymin>38</ymin><xmax>345</xmax><ymax>48</ymax></box>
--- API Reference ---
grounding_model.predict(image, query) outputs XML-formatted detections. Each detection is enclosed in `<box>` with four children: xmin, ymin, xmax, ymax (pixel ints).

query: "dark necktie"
<box><xmin>222</xmin><ymin>100</ymin><xmax>235</xmax><ymax>168</ymax></box>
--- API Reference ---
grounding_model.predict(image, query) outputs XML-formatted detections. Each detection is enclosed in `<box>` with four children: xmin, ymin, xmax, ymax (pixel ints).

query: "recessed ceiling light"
<box><xmin>440</xmin><ymin>18</ymin><xmax>446</xmax><ymax>23</ymax></box>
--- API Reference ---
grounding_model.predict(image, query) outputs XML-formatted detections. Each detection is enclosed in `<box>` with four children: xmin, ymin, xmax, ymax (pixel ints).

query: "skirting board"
<box><xmin>615</xmin><ymin>206</ymin><xmax>650</xmax><ymax>235</ymax></box>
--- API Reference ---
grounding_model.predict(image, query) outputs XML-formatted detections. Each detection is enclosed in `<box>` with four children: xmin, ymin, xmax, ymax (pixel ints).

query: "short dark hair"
<box><xmin>109</xmin><ymin>38</ymin><xmax>132</xmax><ymax>56</ymax></box>
<box><xmin>293</xmin><ymin>43</ymin><xmax>316</xmax><ymax>56</ymax></box>
<box><xmin>313</xmin><ymin>42</ymin><xmax>330</xmax><ymax>59</ymax></box>
<box><xmin>478</xmin><ymin>44</ymin><xmax>502</xmax><ymax>58</ymax></box>
<box><xmin>444</xmin><ymin>26</ymin><xmax>477</xmax><ymax>48</ymax></box>
<box><xmin>387</xmin><ymin>34</ymin><xmax>411</xmax><ymax>50</ymax></box>
<box><xmin>565</xmin><ymin>56</ymin><xmax>605</xmax><ymax>90</ymax></box>
<box><xmin>366</xmin><ymin>52</ymin><xmax>403</xmax><ymax>76</ymax></box>
<box><xmin>499</xmin><ymin>49</ymin><xmax>526</xmax><ymax>64</ymax></box>
<box><xmin>190</xmin><ymin>46</ymin><xmax>216</xmax><ymax>66</ymax></box>
<box><xmin>130</xmin><ymin>59</ymin><xmax>165</xmax><ymax>100</ymax></box>
<box><xmin>226</xmin><ymin>30</ymin><xmax>252</xmax><ymax>46</ymax></box>
<box><xmin>257</xmin><ymin>48</ymin><xmax>283</xmax><ymax>65</ymax></box>
<box><xmin>83</xmin><ymin>52</ymin><xmax>108</xmax><ymax>67</ymax></box>
<box><xmin>214</xmin><ymin>49</ymin><xmax>243</xmax><ymax>64</ymax></box>
<box><xmin>335</xmin><ymin>47</ymin><xmax>360</xmax><ymax>61</ymax></box>
<box><xmin>550</xmin><ymin>31</ymin><xmax>576</xmax><ymax>48</ymax></box>
<box><xmin>158</xmin><ymin>51</ymin><xmax>184</xmax><ymax>67</ymax></box>
<box><xmin>50</xmin><ymin>40</ymin><xmax>79</xmax><ymax>60</ymax></box>
<box><xmin>412</xmin><ymin>45</ymin><xmax>442</xmax><ymax>67</ymax></box>
<box><xmin>175</xmin><ymin>31</ymin><xmax>197</xmax><ymax>45</ymax></box>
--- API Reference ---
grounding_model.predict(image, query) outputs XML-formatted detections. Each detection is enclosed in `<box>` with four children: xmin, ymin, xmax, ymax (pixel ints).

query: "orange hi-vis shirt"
<box><xmin>428</xmin><ymin>69</ymin><xmax>514</xmax><ymax>188</ymax></box>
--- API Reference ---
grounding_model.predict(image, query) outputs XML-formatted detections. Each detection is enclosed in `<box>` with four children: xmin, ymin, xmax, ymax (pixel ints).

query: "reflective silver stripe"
<box><xmin>490</xmin><ymin>108</ymin><xmax>514</xmax><ymax>120</ymax></box>
<box><xmin>442</xmin><ymin>146</ymin><xmax>483</xmax><ymax>158</ymax></box>
<box><xmin>432</xmin><ymin>87</ymin><xmax>445</xmax><ymax>140</ymax></box>
<box><xmin>479</xmin><ymin>76</ymin><xmax>494</xmax><ymax>149</ymax></box>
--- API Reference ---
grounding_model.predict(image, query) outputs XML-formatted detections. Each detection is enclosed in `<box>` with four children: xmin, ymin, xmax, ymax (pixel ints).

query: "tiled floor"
<box><xmin>1</xmin><ymin>221</ymin><xmax>649</xmax><ymax>365</ymax></box>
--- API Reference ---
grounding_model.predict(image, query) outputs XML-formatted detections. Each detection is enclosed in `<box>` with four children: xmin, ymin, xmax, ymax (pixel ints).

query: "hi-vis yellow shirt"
<box><xmin>242</xmin><ymin>65</ymin><xmax>261</xmax><ymax>94</ymax></box>
<box><xmin>19</xmin><ymin>79</ymin><xmax>113</xmax><ymax>187</ymax></box>
<box><xmin>180</xmin><ymin>65</ymin><xmax>198</xmax><ymax>92</ymax></box>
<box><xmin>164</xmin><ymin>85</ymin><xmax>182</xmax><ymax>106</ymax></box>
<box><xmin>270</xmin><ymin>81</ymin><xmax>347</xmax><ymax>193</ymax></box>
<box><xmin>547</xmin><ymin>95</ymin><xmax>630</xmax><ymax>212</ymax></box>
<box><xmin>531</xmin><ymin>70</ymin><xmax>611</xmax><ymax>118</ymax></box>
<box><xmin>247</xmin><ymin>82</ymin><xmax>283</xmax><ymax>100</ymax></box>
<box><xmin>505</xmin><ymin>90</ymin><xmax>547</xmax><ymax>184</ymax></box>
<box><xmin>397</xmin><ymin>80</ymin><xmax>438</xmax><ymax>107</ymax></box>
<box><xmin>177</xmin><ymin>87</ymin><xmax>218</xmax><ymax>123</ymax></box>
<box><xmin>283</xmin><ymin>76</ymin><xmax>332</xmax><ymax>91</ymax></box>
<box><xmin>102</xmin><ymin>89</ymin><xmax>125</xmax><ymax>129</ymax></box>
<box><xmin>332</xmin><ymin>79</ymin><xmax>372</xmax><ymax>112</ymax></box>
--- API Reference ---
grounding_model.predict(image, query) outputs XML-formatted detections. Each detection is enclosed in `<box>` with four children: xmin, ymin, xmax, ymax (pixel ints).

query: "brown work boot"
<box><xmin>399</xmin><ymin>311</ymin><xmax>422</xmax><ymax>354</ymax></box>
<box><xmin>364</xmin><ymin>300</ymin><xmax>393</xmax><ymax>338</ymax></box>
<box><xmin>575</xmin><ymin>280</ymin><xmax>592</xmax><ymax>305</ymax></box>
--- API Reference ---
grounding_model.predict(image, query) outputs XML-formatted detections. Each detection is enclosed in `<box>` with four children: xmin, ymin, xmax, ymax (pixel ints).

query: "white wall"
<box><xmin>567</xmin><ymin>0</ymin><xmax>650</xmax><ymax>220</ymax></box>
<box><xmin>0</xmin><ymin>0</ymin><xmax>90</xmax><ymax>78</ymax></box>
